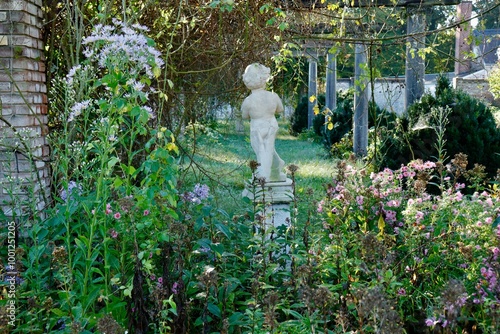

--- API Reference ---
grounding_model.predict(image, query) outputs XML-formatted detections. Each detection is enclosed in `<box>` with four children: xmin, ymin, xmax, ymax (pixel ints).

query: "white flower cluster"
<box><xmin>82</xmin><ymin>19</ymin><xmax>164</xmax><ymax>79</ymax></box>
<box><xmin>68</xmin><ymin>100</ymin><xmax>91</xmax><ymax>122</ymax></box>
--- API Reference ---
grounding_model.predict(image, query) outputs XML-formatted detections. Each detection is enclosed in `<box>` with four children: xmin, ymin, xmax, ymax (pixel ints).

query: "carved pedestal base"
<box><xmin>242</xmin><ymin>178</ymin><xmax>295</xmax><ymax>270</ymax></box>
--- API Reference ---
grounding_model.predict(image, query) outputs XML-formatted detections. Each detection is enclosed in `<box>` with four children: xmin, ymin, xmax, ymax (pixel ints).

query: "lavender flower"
<box><xmin>193</xmin><ymin>183</ymin><xmax>209</xmax><ymax>200</ymax></box>
<box><xmin>60</xmin><ymin>181</ymin><xmax>82</xmax><ymax>202</ymax></box>
<box><xmin>68</xmin><ymin>100</ymin><xmax>91</xmax><ymax>122</ymax></box>
<box><xmin>82</xmin><ymin>20</ymin><xmax>164</xmax><ymax>79</ymax></box>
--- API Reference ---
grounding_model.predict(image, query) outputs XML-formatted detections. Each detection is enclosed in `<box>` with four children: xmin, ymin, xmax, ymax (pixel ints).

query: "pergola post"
<box><xmin>405</xmin><ymin>7</ymin><xmax>427</xmax><ymax>110</ymax></box>
<box><xmin>307</xmin><ymin>56</ymin><xmax>317</xmax><ymax>128</ymax></box>
<box><xmin>353</xmin><ymin>43</ymin><xmax>369</xmax><ymax>157</ymax></box>
<box><xmin>325</xmin><ymin>51</ymin><xmax>337</xmax><ymax>113</ymax></box>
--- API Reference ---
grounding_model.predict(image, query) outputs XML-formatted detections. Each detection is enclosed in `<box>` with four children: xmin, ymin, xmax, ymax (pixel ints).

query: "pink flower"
<box><xmin>493</xmin><ymin>247</ymin><xmax>500</xmax><ymax>260</ymax></box>
<box><xmin>106</xmin><ymin>203</ymin><xmax>112</xmax><ymax>215</ymax></box>
<box><xmin>397</xmin><ymin>288</ymin><xmax>406</xmax><ymax>296</ymax></box>
<box><xmin>143</xmin><ymin>209</ymin><xmax>150</xmax><ymax>216</ymax></box>
<box><xmin>425</xmin><ymin>318</ymin><xmax>437</xmax><ymax>326</ymax></box>
<box><xmin>172</xmin><ymin>281</ymin><xmax>180</xmax><ymax>294</ymax></box>
<box><xmin>114</xmin><ymin>212</ymin><xmax>121</xmax><ymax>219</ymax></box>
<box><xmin>158</xmin><ymin>277</ymin><xmax>163</xmax><ymax>284</ymax></box>
<box><xmin>110</xmin><ymin>229</ymin><xmax>118</xmax><ymax>238</ymax></box>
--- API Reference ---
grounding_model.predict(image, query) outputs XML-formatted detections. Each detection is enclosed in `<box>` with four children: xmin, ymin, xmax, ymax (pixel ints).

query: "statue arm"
<box><xmin>241</xmin><ymin>99</ymin><xmax>250</xmax><ymax>119</ymax></box>
<box><xmin>275</xmin><ymin>93</ymin><xmax>284</xmax><ymax>115</ymax></box>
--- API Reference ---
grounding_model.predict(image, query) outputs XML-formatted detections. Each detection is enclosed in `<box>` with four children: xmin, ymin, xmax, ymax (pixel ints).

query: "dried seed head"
<box><xmin>96</xmin><ymin>314</ymin><xmax>124</xmax><ymax>334</ymax></box>
<box><xmin>249</xmin><ymin>160</ymin><xmax>260</xmax><ymax>173</ymax></box>
<box><xmin>287</xmin><ymin>164</ymin><xmax>299</xmax><ymax>174</ymax></box>
<box><xmin>451</xmin><ymin>153</ymin><xmax>468</xmax><ymax>170</ymax></box>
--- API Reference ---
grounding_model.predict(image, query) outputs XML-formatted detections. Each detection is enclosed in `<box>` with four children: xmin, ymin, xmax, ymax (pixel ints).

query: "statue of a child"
<box><xmin>241</xmin><ymin>63</ymin><xmax>286</xmax><ymax>182</ymax></box>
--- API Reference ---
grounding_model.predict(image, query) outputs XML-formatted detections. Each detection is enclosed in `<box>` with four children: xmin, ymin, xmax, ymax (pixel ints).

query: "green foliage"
<box><xmin>379</xmin><ymin>76</ymin><xmax>500</xmax><ymax>177</ymax></box>
<box><xmin>322</xmin><ymin>89</ymin><xmax>354</xmax><ymax>148</ymax></box>
<box><xmin>489</xmin><ymin>61</ymin><xmax>500</xmax><ymax>100</ymax></box>
<box><xmin>289</xmin><ymin>94</ymin><xmax>325</xmax><ymax>136</ymax></box>
<box><xmin>316</xmin><ymin>159</ymin><xmax>500</xmax><ymax>333</ymax></box>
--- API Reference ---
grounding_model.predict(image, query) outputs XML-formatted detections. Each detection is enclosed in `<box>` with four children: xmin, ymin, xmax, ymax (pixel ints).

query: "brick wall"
<box><xmin>0</xmin><ymin>0</ymin><xmax>49</xmax><ymax>219</ymax></box>
<box><xmin>453</xmin><ymin>78</ymin><xmax>500</xmax><ymax>107</ymax></box>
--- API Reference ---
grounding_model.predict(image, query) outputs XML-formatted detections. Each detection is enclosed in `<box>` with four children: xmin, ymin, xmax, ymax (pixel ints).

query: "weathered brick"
<box><xmin>27</xmin><ymin>26</ymin><xmax>39</xmax><ymax>39</ymax></box>
<box><xmin>1</xmin><ymin>114</ymin><xmax>40</xmax><ymax>127</ymax></box>
<box><xmin>26</xmin><ymin>2</ymin><xmax>37</xmax><ymax>16</ymax></box>
<box><xmin>0</xmin><ymin>57</ymin><xmax>10</xmax><ymax>68</ymax></box>
<box><xmin>0</xmin><ymin>93</ymin><xmax>30</xmax><ymax>104</ymax></box>
<box><xmin>0</xmin><ymin>35</ymin><xmax>8</xmax><ymax>45</ymax></box>
<box><xmin>12</xmin><ymin>58</ymin><xmax>36</xmax><ymax>70</ymax></box>
<box><xmin>0</xmin><ymin>105</ymin><xmax>12</xmax><ymax>116</ymax></box>
<box><xmin>0</xmin><ymin>46</ymin><xmax>13</xmax><ymax>57</ymax></box>
<box><xmin>11</xmin><ymin>104</ymin><xmax>32</xmax><ymax>115</ymax></box>
<box><xmin>12</xmin><ymin>35</ymin><xmax>37</xmax><ymax>47</ymax></box>
<box><xmin>0</xmin><ymin>22</ymin><xmax>13</xmax><ymax>34</ymax></box>
<box><xmin>0</xmin><ymin>81</ymin><xmax>11</xmax><ymax>91</ymax></box>
<box><xmin>10</xmin><ymin>11</ymin><xmax>33</xmax><ymax>25</ymax></box>
<box><xmin>0</xmin><ymin>71</ymin><xmax>30</xmax><ymax>81</ymax></box>
<box><xmin>0</xmin><ymin>1</ymin><xmax>27</xmax><ymax>11</ymax></box>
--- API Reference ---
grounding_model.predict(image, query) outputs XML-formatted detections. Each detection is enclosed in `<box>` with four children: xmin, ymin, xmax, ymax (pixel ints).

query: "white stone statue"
<box><xmin>241</xmin><ymin>63</ymin><xmax>286</xmax><ymax>182</ymax></box>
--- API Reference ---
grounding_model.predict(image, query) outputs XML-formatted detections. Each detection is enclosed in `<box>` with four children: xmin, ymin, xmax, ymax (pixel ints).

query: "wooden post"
<box><xmin>353</xmin><ymin>43</ymin><xmax>369</xmax><ymax>157</ymax></box>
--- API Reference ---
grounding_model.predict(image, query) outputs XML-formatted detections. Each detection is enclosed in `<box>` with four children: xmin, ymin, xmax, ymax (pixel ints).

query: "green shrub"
<box><xmin>289</xmin><ymin>94</ymin><xmax>325</xmax><ymax>136</ymax></box>
<box><xmin>323</xmin><ymin>89</ymin><xmax>354</xmax><ymax>147</ymax></box>
<box><xmin>379</xmin><ymin>76</ymin><xmax>500</xmax><ymax>177</ymax></box>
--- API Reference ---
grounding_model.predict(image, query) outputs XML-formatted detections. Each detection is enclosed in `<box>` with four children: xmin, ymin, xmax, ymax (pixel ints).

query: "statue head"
<box><xmin>242</xmin><ymin>63</ymin><xmax>270</xmax><ymax>90</ymax></box>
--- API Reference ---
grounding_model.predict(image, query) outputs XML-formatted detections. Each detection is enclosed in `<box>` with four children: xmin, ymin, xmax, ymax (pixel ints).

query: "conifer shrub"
<box><xmin>378</xmin><ymin>76</ymin><xmax>500</xmax><ymax>177</ymax></box>
<box><xmin>289</xmin><ymin>94</ymin><xmax>325</xmax><ymax>136</ymax></box>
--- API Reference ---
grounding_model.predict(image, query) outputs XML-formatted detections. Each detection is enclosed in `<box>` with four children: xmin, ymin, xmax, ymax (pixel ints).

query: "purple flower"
<box><xmin>397</xmin><ymin>288</ymin><xmax>406</xmax><ymax>296</ymax></box>
<box><xmin>172</xmin><ymin>281</ymin><xmax>180</xmax><ymax>294</ymax></box>
<box><xmin>60</xmin><ymin>181</ymin><xmax>82</xmax><ymax>201</ymax></box>
<box><xmin>193</xmin><ymin>183</ymin><xmax>210</xmax><ymax>200</ymax></box>
<box><xmin>425</xmin><ymin>318</ymin><xmax>436</xmax><ymax>326</ymax></box>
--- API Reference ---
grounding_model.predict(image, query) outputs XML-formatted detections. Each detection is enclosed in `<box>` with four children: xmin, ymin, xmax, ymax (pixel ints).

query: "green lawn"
<box><xmin>177</xmin><ymin>119</ymin><xmax>335</xmax><ymax>215</ymax></box>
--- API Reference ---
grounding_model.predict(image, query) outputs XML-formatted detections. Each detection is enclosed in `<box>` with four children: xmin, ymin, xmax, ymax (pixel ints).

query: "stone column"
<box><xmin>307</xmin><ymin>56</ymin><xmax>317</xmax><ymax>128</ymax></box>
<box><xmin>405</xmin><ymin>7</ymin><xmax>426</xmax><ymax>110</ymax></box>
<box><xmin>353</xmin><ymin>42</ymin><xmax>369</xmax><ymax>157</ymax></box>
<box><xmin>325</xmin><ymin>51</ymin><xmax>337</xmax><ymax>113</ymax></box>
<box><xmin>0</xmin><ymin>0</ymin><xmax>49</xmax><ymax>219</ymax></box>
<box><xmin>454</xmin><ymin>1</ymin><xmax>473</xmax><ymax>76</ymax></box>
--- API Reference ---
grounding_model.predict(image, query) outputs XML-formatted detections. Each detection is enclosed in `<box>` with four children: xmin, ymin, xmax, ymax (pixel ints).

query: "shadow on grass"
<box><xmin>178</xmin><ymin>120</ymin><xmax>336</xmax><ymax>216</ymax></box>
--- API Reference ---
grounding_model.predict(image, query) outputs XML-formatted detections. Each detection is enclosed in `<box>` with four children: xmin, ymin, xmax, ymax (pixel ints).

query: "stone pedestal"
<box><xmin>242</xmin><ymin>178</ymin><xmax>293</xmax><ymax>203</ymax></box>
<box><xmin>243</xmin><ymin>178</ymin><xmax>294</xmax><ymax>269</ymax></box>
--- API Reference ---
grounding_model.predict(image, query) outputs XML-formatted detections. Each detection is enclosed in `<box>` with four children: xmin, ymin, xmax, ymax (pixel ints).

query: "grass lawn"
<box><xmin>177</xmin><ymin>119</ymin><xmax>336</xmax><ymax>216</ymax></box>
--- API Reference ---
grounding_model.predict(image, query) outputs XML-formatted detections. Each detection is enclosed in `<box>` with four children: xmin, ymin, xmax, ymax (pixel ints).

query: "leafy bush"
<box><xmin>323</xmin><ymin>89</ymin><xmax>354</xmax><ymax>147</ymax></box>
<box><xmin>488</xmin><ymin>50</ymin><xmax>500</xmax><ymax>100</ymax></box>
<box><xmin>4</xmin><ymin>20</ymin><xmax>500</xmax><ymax>334</ymax></box>
<box><xmin>289</xmin><ymin>94</ymin><xmax>325</xmax><ymax>136</ymax></box>
<box><xmin>315</xmin><ymin>158</ymin><xmax>500</xmax><ymax>333</ymax></box>
<box><xmin>379</xmin><ymin>76</ymin><xmax>500</xmax><ymax>177</ymax></box>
